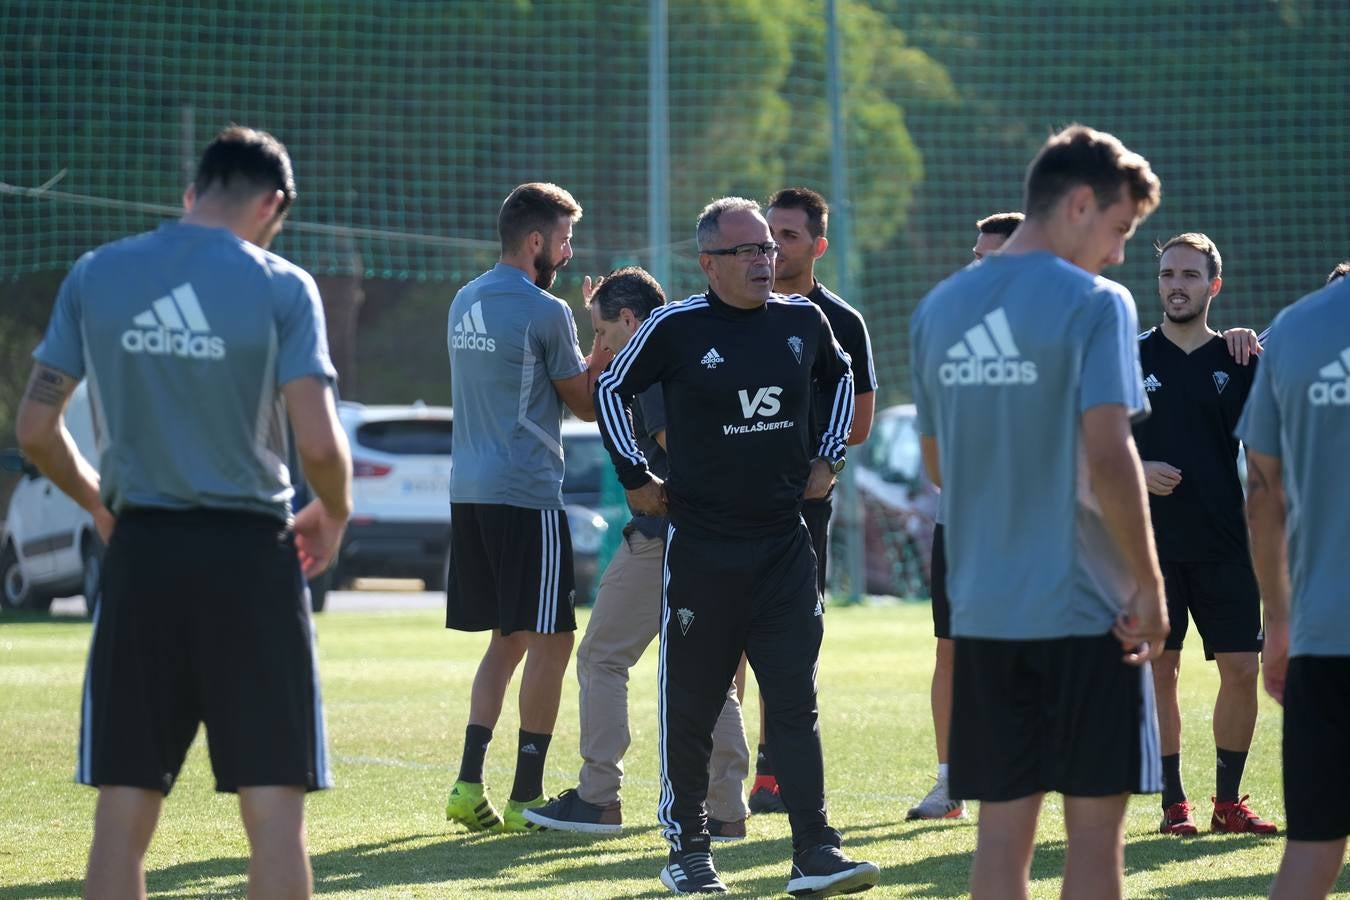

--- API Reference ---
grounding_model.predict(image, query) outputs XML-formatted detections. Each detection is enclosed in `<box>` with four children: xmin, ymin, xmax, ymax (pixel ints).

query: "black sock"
<box><xmin>510</xmin><ymin>730</ymin><xmax>552</xmax><ymax>802</ymax></box>
<box><xmin>457</xmin><ymin>724</ymin><xmax>493</xmax><ymax>784</ymax></box>
<box><xmin>1216</xmin><ymin>747</ymin><xmax>1248</xmax><ymax>802</ymax></box>
<box><xmin>755</xmin><ymin>743</ymin><xmax>773</xmax><ymax>777</ymax></box>
<box><xmin>1161</xmin><ymin>753</ymin><xmax>1185</xmax><ymax>809</ymax></box>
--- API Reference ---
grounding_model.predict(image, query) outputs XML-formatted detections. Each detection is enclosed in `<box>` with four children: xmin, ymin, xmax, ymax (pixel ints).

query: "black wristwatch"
<box><xmin>815</xmin><ymin>455</ymin><xmax>846</xmax><ymax>476</ymax></box>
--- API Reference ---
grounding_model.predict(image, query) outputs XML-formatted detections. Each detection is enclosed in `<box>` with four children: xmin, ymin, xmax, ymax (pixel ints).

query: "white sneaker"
<box><xmin>905</xmin><ymin>780</ymin><xmax>967</xmax><ymax>820</ymax></box>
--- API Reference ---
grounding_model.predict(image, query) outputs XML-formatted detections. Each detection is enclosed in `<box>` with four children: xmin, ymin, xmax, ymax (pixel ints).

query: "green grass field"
<box><xmin>1</xmin><ymin>602</ymin><xmax>1344</xmax><ymax>898</ymax></box>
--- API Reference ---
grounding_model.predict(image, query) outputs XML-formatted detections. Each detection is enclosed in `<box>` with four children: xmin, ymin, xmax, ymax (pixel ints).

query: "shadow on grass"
<box><xmin>0</xmin><ymin>831</ymin><xmax>659</xmax><ymax>900</ymax></box>
<box><xmin>0</xmin><ymin>822</ymin><xmax>1320</xmax><ymax>899</ymax></box>
<box><xmin>0</xmin><ymin>830</ymin><xmax>884</xmax><ymax>899</ymax></box>
<box><xmin>1121</xmin><ymin>831</ymin><xmax>1289</xmax><ymax>898</ymax></box>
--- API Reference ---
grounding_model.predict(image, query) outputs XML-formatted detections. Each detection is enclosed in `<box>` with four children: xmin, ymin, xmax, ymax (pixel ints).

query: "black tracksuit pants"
<box><xmin>657</xmin><ymin>519</ymin><xmax>831</xmax><ymax>854</ymax></box>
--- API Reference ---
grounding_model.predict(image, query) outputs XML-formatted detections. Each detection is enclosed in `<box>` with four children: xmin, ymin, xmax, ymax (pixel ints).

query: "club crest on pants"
<box><xmin>676</xmin><ymin>607</ymin><xmax>694</xmax><ymax>635</ymax></box>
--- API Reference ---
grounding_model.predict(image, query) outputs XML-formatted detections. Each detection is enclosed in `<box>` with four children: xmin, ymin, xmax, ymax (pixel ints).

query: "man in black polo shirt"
<box><xmin>595</xmin><ymin>197</ymin><xmax>878</xmax><ymax>896</ymax></box>
<box><xmin>1134</xmin><ymin>232</ymin><xmax>1276</xmax><ymax>836</ymax></box>
<box><xmin>744</xmin><ymin>187</ymin><xmax>879</xmax><ymax>815</ymax></box>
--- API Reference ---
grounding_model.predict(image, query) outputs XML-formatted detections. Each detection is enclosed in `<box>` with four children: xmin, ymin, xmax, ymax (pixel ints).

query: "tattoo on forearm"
<box><xmin>25</xmin><ymin>367</ymin><xmax>68</xmax><ymax>407</ymax></box>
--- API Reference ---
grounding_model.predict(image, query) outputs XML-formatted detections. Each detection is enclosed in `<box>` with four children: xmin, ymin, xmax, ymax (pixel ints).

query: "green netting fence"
<box><xmin>4</xmin><ymin>0</ymin><xmax>1348</xmax><ymax>594</ymax></box>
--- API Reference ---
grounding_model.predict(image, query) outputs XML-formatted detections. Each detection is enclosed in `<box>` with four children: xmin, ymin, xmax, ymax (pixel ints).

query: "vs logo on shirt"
<box><xmin>738</xmin><ymin>386</ymin><xmax>783</xmax><ymax>418</ymax></box>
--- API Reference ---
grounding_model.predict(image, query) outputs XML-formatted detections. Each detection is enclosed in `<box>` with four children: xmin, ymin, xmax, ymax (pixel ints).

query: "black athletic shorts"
<box><xmin>949</xmin><ymin>632</ymin><xmax>1161</xmax><ymax>802</ymax></box>
<box><xmin>801</xmin><ymin>498</ymin><xmax>832</xmax><ymax>598</ymax></box>
<box><xmin>930</xmin><ymin>522</ymin><xmax>950</xmax><ymax>640</ymax></box>
<box><xmin>77</xmin><ymin>509</ymin><xmax>330</xmax><ymax>795</ymax></box>
<box><xmin>1283</xmin><ymin>655</ymin><xmax>1350</xmax><ymax>841</ymax></box>
<box><xmin>446</xmin><ymin>503</ymin><xmax>577</xmax><ymax>635</ymax></box>
<box><xmin>1161</xmin><ymin>561</ymin><xmax>1263</xmax><ymax>659</ymax></box>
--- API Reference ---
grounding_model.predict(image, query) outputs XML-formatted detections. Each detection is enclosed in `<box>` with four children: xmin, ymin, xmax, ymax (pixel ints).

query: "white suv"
<box><xmin>335</xmin><ymin>400</ymin><xmax>455</xmax><ymax>588</ymax></box>
<box><xmin>1</xmin><ymin>382</ymin><xmax>102</xmax><ymax>614</ymax></box>
<box><xmin>335</xmin><ymin>402</ymin><xmax>610</xmax><ymax>601</ymax></box>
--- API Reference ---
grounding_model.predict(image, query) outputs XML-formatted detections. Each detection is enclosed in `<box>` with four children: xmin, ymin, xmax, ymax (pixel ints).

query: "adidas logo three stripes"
<box><xmin>451</xmin><ymin>300</ymin><xmax>496</xmax><ymax>352</ymax></box>
<box><xmin>120</xmin><ymin>282</ymin><xmax>226</xmax><ymax>360</ymax></box>
<box><xmin>939</xmin><ymin>307</ymin><xmax>1038</xmax><ymax>386</ymax></box>
<box><xmin>1310</xmin><ymin>346</ymin><xmax>1350</xmax><ymax>405</ymax></box>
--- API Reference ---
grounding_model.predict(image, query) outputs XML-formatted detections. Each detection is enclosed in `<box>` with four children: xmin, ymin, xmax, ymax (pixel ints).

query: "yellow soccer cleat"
<box><xmin>445</xmin><ymin>780</ymin><xmax>503</xmax><ymax>832</ymax></box>
<box><xmin>500</xmin><ymin>795</ymin><xmax>550</xmax><ymax>833</ymax></box>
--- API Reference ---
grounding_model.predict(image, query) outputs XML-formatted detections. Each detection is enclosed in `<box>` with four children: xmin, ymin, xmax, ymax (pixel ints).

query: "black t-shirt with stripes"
<box><xmin>805</xmin><ymin>281</ymin><xmax>876</xmax><ymax>508</ymax></box>
<box><xmin>595</xmin><ymin>289</ymin><xmax>854</xmax><ymax>541</ymax></box>
<box><xmin>1132</xmin><ymin>328</ymin><xmax>1257</xmax><ymax>563</ymax></box>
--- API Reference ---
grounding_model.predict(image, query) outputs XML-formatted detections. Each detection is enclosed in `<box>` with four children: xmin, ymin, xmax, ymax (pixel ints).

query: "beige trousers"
<box><xmin>576</xmin><ymin>529</ymin><xmax>749</xmax><ymax>820</ymax></box>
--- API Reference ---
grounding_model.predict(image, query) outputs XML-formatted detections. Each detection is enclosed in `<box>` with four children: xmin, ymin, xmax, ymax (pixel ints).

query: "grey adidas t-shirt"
<box><xmin>911</xmin><ymin>252</ymin><xmax>1148</xmax><ymax>640</ymax></box>
<box><xmin>1236</xmin><ymin>278</ymin><xmax>1350</xmax><ymax>657</ymax></box>
<box><xmin>34</xmin><ymin>221</ymin><xmax>336</xmax><ymax>521</ymax></box>
<box><xmin>447</xmin><ymin>263</ymin><xmax>587</xmax><ymax>510</ymax></box>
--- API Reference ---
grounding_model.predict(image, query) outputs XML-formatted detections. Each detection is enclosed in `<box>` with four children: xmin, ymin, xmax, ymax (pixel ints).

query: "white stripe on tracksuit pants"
<box><xmin>656</xmin><ymin>520</ymin><xmax>836</xmax><ymax>855</ymax></box>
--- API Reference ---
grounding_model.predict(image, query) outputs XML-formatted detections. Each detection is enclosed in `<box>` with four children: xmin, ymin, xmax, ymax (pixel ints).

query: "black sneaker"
<box><xmin>523</xmin><ymin>787</ymin><xmax>622</xmax><ymax>834</ymax></box>
<box><xmin>660</xmin><ymin>849</ymin><xmax>728</xmax><ymax>894</ymax></box>
<box><xmin>786</xmin><ymin>843</ymin><xmax>880</xmax><ymax>897</ymax></box>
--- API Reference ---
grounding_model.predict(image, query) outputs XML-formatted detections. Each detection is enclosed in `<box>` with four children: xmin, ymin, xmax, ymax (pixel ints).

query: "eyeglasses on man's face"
<box><xmin>702</xmin><ymin>241</ymin><xmax>780</xmax><ymax>260</ymax></box>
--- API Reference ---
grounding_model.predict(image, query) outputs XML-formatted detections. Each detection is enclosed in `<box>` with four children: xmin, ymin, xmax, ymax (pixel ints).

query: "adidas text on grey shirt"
<box><xmin>911</xmin><ymin>252</ymin><xmax>1149</xmax><ymax>640</ymax></box>
<box><xmin>34</xmin><ymin>222</ymin><xmax>337</xmax><ymax>521</ymax></box>
<box><xmin>1236</xmin><ymin>278</ymin><xmax>1350</xmax><ymax>657</ymax></box>
<box><xmin>447</xmin><ymin>262</ymin><xmax>587</xmax><ymax>510</ymax></box>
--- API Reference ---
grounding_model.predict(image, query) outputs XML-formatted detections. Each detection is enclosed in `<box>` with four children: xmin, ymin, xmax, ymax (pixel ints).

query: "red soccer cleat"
<box><xmin>1211</xmin><ymin>795</ymin><xmax>1278</xmax><ymax>834</ymax></box>
<box><xmin>1159</xmin><ymin>800</ymin><xmax>1199</xmax><ymax>835</ymax></box>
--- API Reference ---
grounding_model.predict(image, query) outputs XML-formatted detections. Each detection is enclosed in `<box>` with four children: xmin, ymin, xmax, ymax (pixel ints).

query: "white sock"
<box><xmin>937</xmin><ymin>763</ymin><xmax>949</xmax><ymax>783</ymax></box>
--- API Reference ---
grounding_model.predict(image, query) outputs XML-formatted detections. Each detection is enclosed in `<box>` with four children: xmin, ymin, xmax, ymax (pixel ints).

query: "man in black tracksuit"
<box><xmin>595</xmin><ymin>197</ymin><xmax>879</xmax><ymax>897</ymax></box>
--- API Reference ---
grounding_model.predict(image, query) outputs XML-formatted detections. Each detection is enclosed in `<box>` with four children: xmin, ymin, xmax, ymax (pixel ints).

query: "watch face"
<box><xmin>830</xmin><ymin>457</ymin><xmax>846</xmax><ymax>475</ymax></box>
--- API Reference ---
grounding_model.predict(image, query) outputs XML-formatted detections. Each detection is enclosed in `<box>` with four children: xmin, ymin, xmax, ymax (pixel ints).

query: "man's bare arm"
<box><xmin>1245</xmin><ymin>449</ymin><xmax>1289</xmax><ymax>624</ymax></box>
<box><xmin>1245</xmin><ymin>448</ymin><xmax>1292</xmax><ymax>703</ymax></box>
<box><xmin>920</xmin><ymin>434</ymin><xmax>941</xmax><ymax>488</ymax></box>
<box><xmin>281</xmin><ymin>376</ymin><xmax>352</xmax><ymax>519</ymax></box>
<box><xmin>282</xmin><ymin>376</ymin><xmax>352</xmax><ymax>578</ymax></box>
<box><xmin>1081</xmin><ymin>404</ymin><xmax>1168</xmax><ymax>661</ymax></box>
<box><xmin>847</xmin><ymin>391</ymin><xmax>876</xmax><ymax>446</ymax></box>
<box><xmin>15</xmin><ymin>364</ymin><xmax>109</xmax><ymax>537</ymax></box>
<box><xmin>553</xmin><ymin>371</ymin><xmax>597</xmax><ymax>422</ymax></box>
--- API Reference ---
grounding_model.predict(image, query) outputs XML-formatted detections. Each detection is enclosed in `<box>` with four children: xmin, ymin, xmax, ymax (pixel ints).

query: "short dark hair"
<box><xmin>1327</xmin><ymin>261</ymin><xmax>1349</xmax><ymax>285</ymax></box>
<box><xmin>1157</xmin><ymin>232</ymin><xmax>1223</xmax><ymax>280</ymax></box>
<box><xmin>498</xmin><ymin>183</ymin><xmax>582</xmax><ymax>252</ymax></box>
<box><xmin>192</xmin><ymin>125</ymin><xmax>296</xmax><ymax>213</ymax></box>
<box><xmin>588</xmin><ymin>266</ymin><xmax>666</xmax><ymax>322</ymax></box>
<box><xmin>1023</xmin><ymin>125</ymin><xmax>1161</xmax><ymax>219</ymax></box>
<box><xmin>767</xmin><ymin>187</ymin><xmax>829</xmax><ymax>238</ymax></box>
<box><xmin>976</xmin><ymin>212</ymin><xmax>1024</xmax><ymax>237</ymax></box>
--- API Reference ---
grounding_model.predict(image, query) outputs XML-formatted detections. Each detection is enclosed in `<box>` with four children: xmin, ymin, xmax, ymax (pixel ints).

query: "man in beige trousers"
<box><xmin>526</xmin><ymin>267</ymin><xmax>750</xmax><ymax>838</ymax></box>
